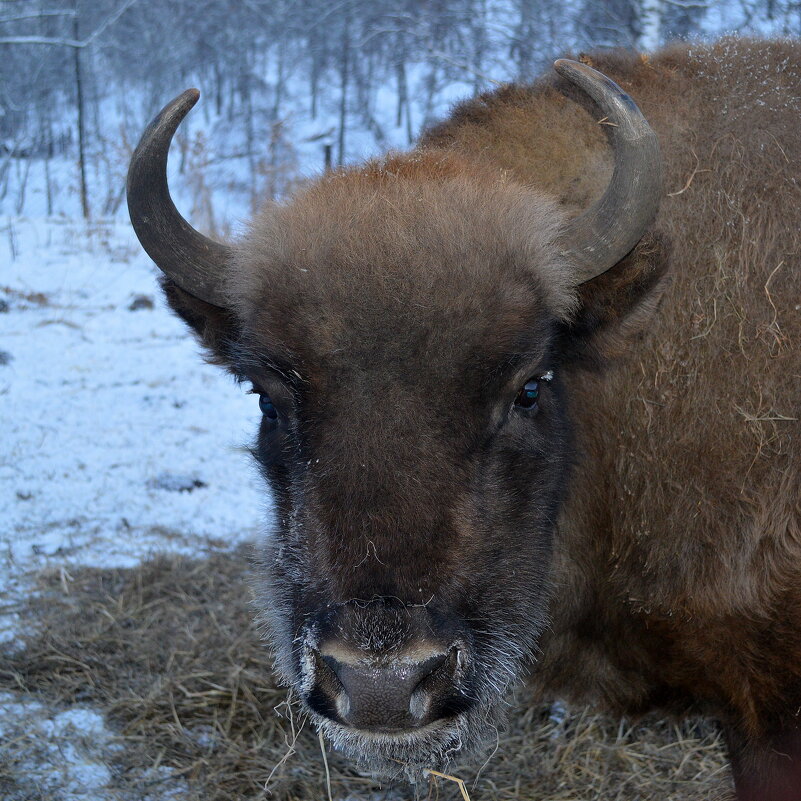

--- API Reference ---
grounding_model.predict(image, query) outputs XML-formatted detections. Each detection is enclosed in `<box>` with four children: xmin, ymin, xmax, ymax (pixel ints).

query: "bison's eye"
<box><xmin>514</xmin><ymin>370</ymin><xmax>554</xmax><ymax>412</ymax></box>
<box><xmin>258</xmin><ymin>393</ymin><xmax>278</xmax><ymax>421</ymax></box>
<box><xmin>515</xmin><ymin>380</ymin><xmax>540</xmax><ymax>410</ymax></box>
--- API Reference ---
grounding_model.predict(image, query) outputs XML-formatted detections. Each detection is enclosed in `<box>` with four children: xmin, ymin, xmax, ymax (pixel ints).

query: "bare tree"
<box><xmin>1</xmin><ymin>0</ymin><xmax>796</xmax><ymax>219</ymax></box>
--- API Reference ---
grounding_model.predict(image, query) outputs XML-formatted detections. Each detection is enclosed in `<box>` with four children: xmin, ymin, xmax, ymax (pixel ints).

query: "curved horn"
<box><xmin>553</xmin><ymin>59</ymin><xmax>662</xmax><ymax>283</ymax></box>
<box><xmin>127</xmin><ymin>89</ymin><xmax>231</xmax><ymax>308</ymax></box>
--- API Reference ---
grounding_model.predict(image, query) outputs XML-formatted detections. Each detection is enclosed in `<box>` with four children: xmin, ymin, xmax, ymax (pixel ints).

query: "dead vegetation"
<box><xmin>0</xmin><ymin>547</ymin><xmax>733</xmax><ymax>800</ymax></box>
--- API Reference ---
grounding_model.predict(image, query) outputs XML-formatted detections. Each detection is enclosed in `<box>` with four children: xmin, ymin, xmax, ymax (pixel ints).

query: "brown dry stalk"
<box><xmin>318</xmin><ymin>730</ymin><xmax>334</xmax><ymax>801</ymax></box>
<box><xmin>762</xmin><ymin>259</ymin><xmax>787</xmax><ymax>349</ymax></box>
<box><xmin>426</xmin><ymin>769</ymin><xmax>473</xmax><ymax>801</ymax></box>
<box><xmin>667</xmin><ymin>150</ymin><xmax>712</xmax><ymax>197</ymax></box>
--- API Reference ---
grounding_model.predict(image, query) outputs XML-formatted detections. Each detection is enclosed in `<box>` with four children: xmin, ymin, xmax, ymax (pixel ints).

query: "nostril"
<box><xmin>306</xmin><ymin>649</ymin><xmax>349</xmax><ymax>721</ymax></box>
<box><xmin>411</xmin><ymin>647</ymin><xmax>459</xmax><ymax>691</ymax></box>
<box><xmin>409</xmin><ymin>645</ymin><xmax>462</xmax><ymax>721</ymax></box>
<box><xmin>312</xmin><ymin>649</ymin><xmax>342</xmax><ymax>690</ymax></box>
<box><xmin>412</xmin><ymin>652</ymin><xmax>449</xmax><ymax>685</ymax></box>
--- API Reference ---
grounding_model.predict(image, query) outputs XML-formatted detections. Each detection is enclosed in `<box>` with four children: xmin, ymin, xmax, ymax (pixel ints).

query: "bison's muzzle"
<box><xmin>301</xmin><ymin>600</ymin><xmax>472</xmax><ymax>734</ymax></box>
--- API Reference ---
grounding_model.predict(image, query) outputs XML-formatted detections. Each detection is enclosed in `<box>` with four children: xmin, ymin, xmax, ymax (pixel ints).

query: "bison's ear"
<box><xmin>161</xmin><ymin>278</ymin><xmax>240</xmax><ymax>369</ymax></box>
<box><xmin>559</xmin><ymin>232</ymin><xmax>671</xmax><ymax>367</ymax></box>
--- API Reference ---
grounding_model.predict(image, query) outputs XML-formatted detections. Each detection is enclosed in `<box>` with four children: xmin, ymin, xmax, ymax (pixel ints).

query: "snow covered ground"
<box><xmin>0</xmin><ymin>692</ymin><xmax>186</xmax><ymax>801</ymax></box>
<box><xmin>1</xmin><ymin>216</ymin><xmax>264</xmax><ymax>579</ymax></box>
<box><xmin>1</xmin><ymin>216</ymin><xmax>265</xmax><ymax>799</ymax></box>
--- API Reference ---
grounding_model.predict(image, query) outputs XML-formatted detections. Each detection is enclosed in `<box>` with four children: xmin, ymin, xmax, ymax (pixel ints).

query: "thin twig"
<box><xmin>263</xmin><ymin>694</ymin><xmax>306</xmax><ymax>791</ymax></box>
<box><xmin>318</xmin><ymin>730</ymin><xmax>334</xmax><ymax>801</ymax></box>
<box><xmin>426</xmin><ymin>769</ymin><xmax>473</xmax><ymax>801</ymax></box>
<box><xmin>427</xmin><ymin>49</ymin><xmax>503</xmax><ymax>86</ymax></box>
<box><xmin>668</xmin><ymin>150</ymin><xmax>711</xmax><ymax>196</ymax></box>
<box><xmin>0</xmin><ymin>0</ymin><xmax>138</xmax><ymax>47</ymax></box>
<box><xmin>763</xmin><ymin>260</ymin><xmax>786</xmax><ymax>348</ymax></box>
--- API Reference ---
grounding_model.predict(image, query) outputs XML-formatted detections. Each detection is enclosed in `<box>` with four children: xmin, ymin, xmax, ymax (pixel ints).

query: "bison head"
<box><xmin>127</xmin><ymin>61</ymin><xmax>663</xmax><ymax>776</ymax></box>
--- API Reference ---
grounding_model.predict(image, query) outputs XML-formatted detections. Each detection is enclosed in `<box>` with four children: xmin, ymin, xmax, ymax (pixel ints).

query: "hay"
<box><xmin>0</xmin><ymin>548</ymin><xmax>733</xmax><ymax>800</ymax></box>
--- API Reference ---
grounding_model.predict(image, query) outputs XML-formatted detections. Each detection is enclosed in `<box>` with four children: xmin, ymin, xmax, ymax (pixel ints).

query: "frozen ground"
<box><xmin>0</xmin><ymin>216</ymin><xmax>265</xmax><ymax>799</ymax></box>
<box><xmin>1</xmin><ymin>217</ymin><xmax>264</xmax><ymax>573</ymax></box>
<box><xmin>0</xmin><ymin>692</ymin><xmax>189</xmax><ymax>801</ymax></box>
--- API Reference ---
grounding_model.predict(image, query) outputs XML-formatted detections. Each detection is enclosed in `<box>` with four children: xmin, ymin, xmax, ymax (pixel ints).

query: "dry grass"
<box><xmin>0</xmin><ymin>548</ymin><xmax>733</xmax><ymax>800</ymax></box>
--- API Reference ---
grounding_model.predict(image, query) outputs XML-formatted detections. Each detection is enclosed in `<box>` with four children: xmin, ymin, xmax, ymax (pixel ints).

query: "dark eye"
<box><xmin>514</xmin><ymin>370</ymin><xmax>553</xmax><ymax>412</ymax></box>
<box><xmin>258</xmin><ymin>394</ymin><xmax>278</xmax><ymax>420</ymax></box>
<box><xmin>515</xmin><ymin>379</ymin><xmax>540</xmax><ymax>410</ymax></box>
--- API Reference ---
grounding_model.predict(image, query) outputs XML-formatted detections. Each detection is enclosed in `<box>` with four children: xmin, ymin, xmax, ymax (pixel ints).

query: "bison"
<box><xmin>127</xmin><ymin>37</ymin><xmax>801</xmax><ymax>799</ymax></box>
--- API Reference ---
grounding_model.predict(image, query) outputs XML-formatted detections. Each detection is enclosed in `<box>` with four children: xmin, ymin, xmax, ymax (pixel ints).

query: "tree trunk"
<box><xmin>214</xmin><ymin>62</ymin><xmax>223</xmax><ymax>116</ymax></box>
<box><xmin>73</xmin><ymin>6</ymin><xmax>89</xmax><ymax>219</ymax></box>
<box><xmin>269</xmin><ymin>42</ymin><xmax>286</xmax><ymax>199</ymax></box>
<box><xmin>44</xmin><ymin>119</ymin><xmax>53</xmax><ymax>216</ymax></box>
<box><xmin>311</xmin><ymin>47</ymin><xmax>320</xmax><ymax>120</ymax></box>
<box><xmin>639</xmin><ymin>0</ymin><xmax>663</xmax><ymax>51</ymax></box>
<box><xmin>337</xmin><ymin>15</ymin><xmax>350</xmax><ymax>166</ymax></box>
<box><xmin>244</xmin><ymin>70</ymin><xmax>258</xmax><ymax>212</ymax></box>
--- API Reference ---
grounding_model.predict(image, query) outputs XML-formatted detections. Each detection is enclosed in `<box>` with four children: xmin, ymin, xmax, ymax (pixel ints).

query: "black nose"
<box><xmin>307</xmin><ymin>644</ymin><xmax>464</xmax><ymax>731</ymax></box>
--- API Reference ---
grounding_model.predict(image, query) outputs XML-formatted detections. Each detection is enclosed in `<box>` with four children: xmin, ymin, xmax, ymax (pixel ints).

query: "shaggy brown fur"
<box><xmin>161</xmin><ymin>38</ymin><xmax>801</xmax><ymax>799</ymax></box>
<box><xmin>427</xmin><ymin>38</ymin><xmax>801</xmax><ymax>798</ymax></box>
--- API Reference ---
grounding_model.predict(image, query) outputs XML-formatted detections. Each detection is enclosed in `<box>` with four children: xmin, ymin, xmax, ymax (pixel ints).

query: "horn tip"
<box><xmin>180</xmin><ymin>87</ymin><xmax>201</xmax><ymax>107</ymax></box>
<box><xmin>553</xmin><ymin>59</ymin><xmax>591</xmax><ymax>81</ymax></box>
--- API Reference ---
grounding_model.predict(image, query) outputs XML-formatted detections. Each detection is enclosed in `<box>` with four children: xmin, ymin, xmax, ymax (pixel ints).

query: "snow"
<box><xmin>0</xmin><ymin>692</ymin><xmax>189</xmax><ymax>800</ymax></box>
<box><xmin>0</xmin><ymin>694</ymin><xmax>114</xmax><ymax>800</ymax></box>
<box><xmin>1</xmin><ymin>217</ymin><xmax>264</xmax><ymax>581</ymax></box>
<box><xmin>0</xmin><ymin>216</ymin><xmax>266</xmax><ymax>795</ymax></box>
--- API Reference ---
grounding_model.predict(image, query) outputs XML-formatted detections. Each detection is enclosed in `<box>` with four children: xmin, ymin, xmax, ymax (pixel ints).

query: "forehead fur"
<box><xmin>226</xmin><ymin>151</ymin><xmax>577</xmax><ymax>362</ymax></box>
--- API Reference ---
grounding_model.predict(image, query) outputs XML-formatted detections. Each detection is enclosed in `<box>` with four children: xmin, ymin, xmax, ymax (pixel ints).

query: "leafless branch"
<box><xmin>0</xmin><ymin>10</ymin><xmax>76</xmax><ymax>24</ymax></box>
<box><xmin>0</xmin><ymin>0</ymin><xmax>137</xmax><ymax>48</ymax></box>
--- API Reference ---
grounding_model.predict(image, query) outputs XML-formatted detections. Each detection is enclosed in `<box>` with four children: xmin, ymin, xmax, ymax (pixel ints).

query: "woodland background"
<box><xmin>1</xmin><ymin>0</ymin><xmax>800</xmax><ymax>228</ymax></box>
